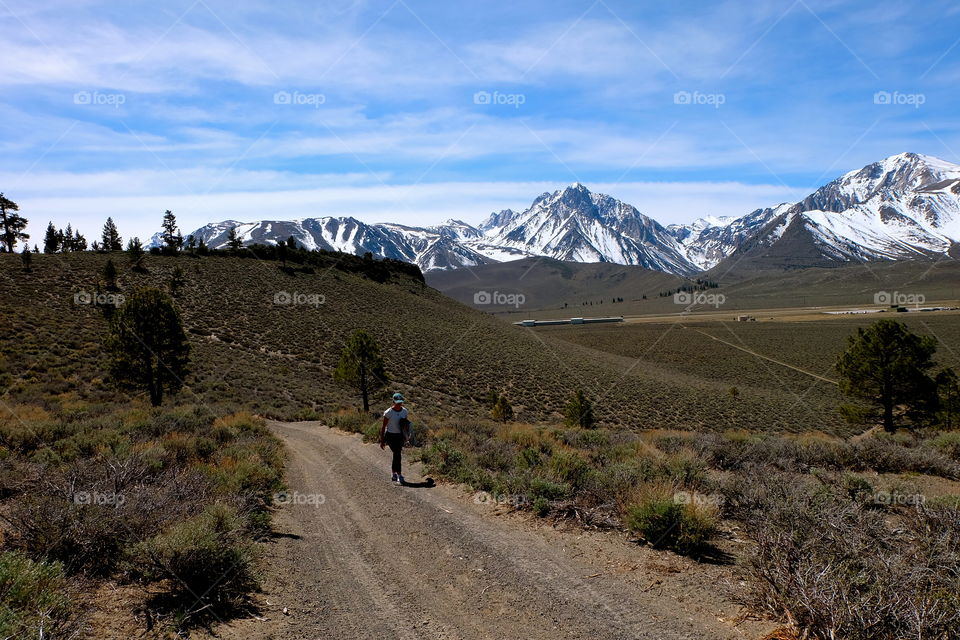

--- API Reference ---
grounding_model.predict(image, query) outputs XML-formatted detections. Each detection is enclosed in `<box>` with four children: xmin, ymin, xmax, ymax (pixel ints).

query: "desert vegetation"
<box><xmin>410</xmin><ymin>417</ymin><xmax>960</xmax><ymax>639</ymax></box>
<box><xmin>0</xmin><ymin>400</ymin><xmax>283</xmax><ymax>634</ymax></box>
<box><xmin>2</xmin><ymin>246</ymin><xmax>960</xmax><ymax>639</ymax></box>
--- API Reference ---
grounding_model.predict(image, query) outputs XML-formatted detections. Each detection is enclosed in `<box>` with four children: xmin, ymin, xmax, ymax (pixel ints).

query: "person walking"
<box><xmin>380</xmin><ymin>392</ymin><xmax>411</xmax><ymax>483</ymax></box>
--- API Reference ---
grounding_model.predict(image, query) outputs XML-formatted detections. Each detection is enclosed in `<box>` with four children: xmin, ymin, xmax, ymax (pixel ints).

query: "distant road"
<box><xmin>686</xmin><ymin>326</ymin><xmax>839</xmax><ymax>385</ymax></box>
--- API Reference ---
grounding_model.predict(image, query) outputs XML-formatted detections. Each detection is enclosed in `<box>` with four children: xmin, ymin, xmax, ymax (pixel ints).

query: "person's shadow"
<box><xmin>400</xmin><ymin>477</ymin><xmax>436</xmax><ymax>489</ymax></box>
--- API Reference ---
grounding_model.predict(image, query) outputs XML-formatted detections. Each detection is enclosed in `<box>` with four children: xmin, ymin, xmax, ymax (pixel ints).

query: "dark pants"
<box><xmin>385</xmin><ymin>432</ymin><xmax>404</xmax><ymax>474</ymax></box>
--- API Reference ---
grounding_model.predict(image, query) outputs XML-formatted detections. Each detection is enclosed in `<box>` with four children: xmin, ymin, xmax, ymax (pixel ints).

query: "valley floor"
<box><xmin>197</xmin><ymin>422</ymin><xmax>777</xmax><ymax>640</ymax></box>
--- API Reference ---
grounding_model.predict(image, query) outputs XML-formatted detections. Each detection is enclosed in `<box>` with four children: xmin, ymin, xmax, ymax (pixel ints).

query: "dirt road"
<box><xmin>210</xmin><ymin>421</ymin><xmax>775</xmax><ymax>640</ymax></box>
<box><xmin>686</xmin><ymin>326</ymin><xmax>838</xmax><ymax>385</ymax></box>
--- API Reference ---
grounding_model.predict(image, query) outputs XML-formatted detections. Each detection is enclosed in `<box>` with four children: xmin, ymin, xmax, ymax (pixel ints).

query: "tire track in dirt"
<box><xmin>206</xmin><ymin>421</ymin><xmax>776</xmax><ymax>640</ymax></box>
<box><xmin>685</xmin><ymin>326</ymin><xmax>838</xmax><ymax>385</ymax></box>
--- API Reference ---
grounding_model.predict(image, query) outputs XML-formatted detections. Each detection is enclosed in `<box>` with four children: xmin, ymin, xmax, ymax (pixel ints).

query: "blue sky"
<box><xmin>2</xmin><ymin>0</ymin><xmax>959</xmax><ymax>244</ymax></box>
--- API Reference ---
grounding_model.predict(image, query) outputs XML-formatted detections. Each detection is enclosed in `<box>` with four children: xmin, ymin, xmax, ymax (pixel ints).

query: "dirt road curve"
<box><xmin>209</xmin><ymin>422</ymin><xmax>775</xmax><ymax>640</ymax></box>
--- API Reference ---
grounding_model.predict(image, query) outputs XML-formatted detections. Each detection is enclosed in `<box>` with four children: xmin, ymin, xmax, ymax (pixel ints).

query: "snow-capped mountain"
<box><xmin>668</xmin><ymin>207</ymin><xmax>793</xmax><ymax>270</ymax></box>
<box><xmin>472</xmin><ymin>183</ymin><xmax>698</xmax><ymax>274</ymax></box>
<box><xmin>167</xmin><ymin>153</ymin><xmax>960</xmax><ymax>276</ymax></box>
<box><xmin>710</xmin><ymin>152</ymin><xmax>960</xmax><ymax>272</ymax></box>
<box><xmin>168</xmin><ymin>216</ymin><xmax>494</xmax><ymax>271</ymax></box>
<box><xmin>168</xmin><ymin>184</ymin><xmax>701</xmax><ymax>274</ymax></box>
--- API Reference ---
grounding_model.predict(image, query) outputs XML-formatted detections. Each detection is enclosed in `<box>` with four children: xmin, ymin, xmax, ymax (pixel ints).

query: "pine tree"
<box><xmin>332</xmin><ymin>329</ymin><xmax>388</xmax><ymax>412</ymax></box>
<box><xmin>101</xmin><ymin>217</ymin><xmax>122</xmax><ymax>251</ymax></box>
<box><xmin>0</xmin><ymin>193</ymin><xmax>28</xmax><ymax>253</ymax></box>
<box><xmin>936</xmin><ymin>368</ymin><xmax>960</xmax><ymax>430</ymax></box>
<box><xmin>491</xmin><ymin>394</ymin><xmax>514</xmax><ymax>423</ymax></box>
<box><xmin>169</xmin><ymin>266</ymin><xmax>186</xmax><ymax>297</ymax></box>
<box><xmin>836</xmin><ymin>319</ymin><xmax>939</xmax><ymax>432</ymax></box>
<box><xmin>20</xmin><ymin>244</ymin><xmax>32</xmax><ymax>271</ymax></box>
<box><xmin>71</xmin><ymin>229</ymin><xmax>87</xmax><ymax>252</ymax></box>
<box><xmin>161</xmin><ymin>210</ymin><xmax>179</xmax><ymax>252</ymax></box>
<box><xmin>564</xmin><ymin>389</ymin><xmax>595</xmax><ymax>428</ymax></box>
<box><xmin>226</xmin><ymin>227</ymin><xmax>243</xmax><ymax>251</ymax></box>
<box><xmin>102</xmin><ymin>259</ymin><xmax>118</xmax><ymax>290</ymax></box>
<box><xmin>126</xmin><ymin>237</ymin><xmax>144</xmax><ymax>262</ymax></box>
<box><xmin>43</xmin><ymin>222</ymin><xmax>60</xmax><ymax>253</ymax></box>
<box><xmin>105</xmin><ymin>288</ymin><xmax>191</xmax><ymax>406</ymax></box>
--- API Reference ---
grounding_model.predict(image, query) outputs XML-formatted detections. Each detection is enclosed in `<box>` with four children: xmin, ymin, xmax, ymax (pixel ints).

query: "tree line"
<box><xmin>2</xmin><ymin>196</ymin><xmax>424</xmax><ymax>284</ymax></box>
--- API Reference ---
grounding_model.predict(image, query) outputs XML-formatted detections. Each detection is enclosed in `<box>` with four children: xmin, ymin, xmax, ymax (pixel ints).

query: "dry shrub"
<box><xmin>928</xmin><ymin>431</ymin><xmax>960</xmax><ymax>460</ymax></box>
<box><xmin>682</xmin><ymin>431</ymin><xmax>960</xmax><ymax>479</ymax></box>
<box><xmin>212</xmin><ymin>411</ymin><xmax>267</xmax><ymax>435</ymax></box>
<box><xmin>6</xmin><ymin>494</ymin><xmax>128</xmax><ymax>575</ymax></box>
<box><xmin>0</xmin><ymin>551</ymin><xmax>80</xmax><ymax>639</ymax></box>
<box><xmin>624</xmin><ymin>482</ymin><xmax>719</xmax><ymax>555</ymax></box>
<box><xmin>125</xmin><ymin>504</ymin><xmax>257</xmax><ymax>613</ymax></box>
<box><xmin>732</xmin><ymin>470</ymin><xmax>960</xmax><ymax>639</ymax></box>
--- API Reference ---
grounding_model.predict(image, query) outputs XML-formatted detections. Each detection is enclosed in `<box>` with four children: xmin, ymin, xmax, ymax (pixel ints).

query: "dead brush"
<box><xmin>734</xmin><ymin>470</ymin><xmax>960</xmax><ymax>639</ymax></box>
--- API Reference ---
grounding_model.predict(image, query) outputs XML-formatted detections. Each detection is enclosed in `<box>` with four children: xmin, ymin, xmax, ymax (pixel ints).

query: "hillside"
<box><xmin>424</xmin><ymin>257</ymin><xmax>688</xmax><ymax>312</ymax></box>
<box><xmin>2</xmin><ymin>252</ymin><xmax>849</xmax><ymax>433</ymax></box>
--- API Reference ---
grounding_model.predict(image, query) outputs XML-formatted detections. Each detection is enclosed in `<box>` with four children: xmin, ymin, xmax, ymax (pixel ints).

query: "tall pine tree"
<box><xmin>226</xmin><ymin>226</ymin><xmax>243</xmax><ymax>251</ymax></box>
<box><xmin>101</xmin><ymin>217</ymin><xmax>122</xmax><ymax>251</ymax></box>
<box><xmin>71</xmin><ymin>228</ymin><xmax>87</xmax><ymax>251</ymax></box>
<box><xmin>0</xmin><ymin>193</ymin><xmax>28</xmax><ymax>253</ymax></box>
<box><xmin>161</xmin><ymin>210</ymin><xmax>179</xmax><ymax>252</ymax></box>
<box><xmin>105</xmin><ymin>288</ymin><xmax>191</xmax><ymax>406</ymax></box>
<box><xmin>332</xmin><ymin>330</ymin><xmax>388</xmax><ymax>412</ymax></box>
<box><xmin>836</xmin><ymin>319</ymin><xmax>939</xmax><ymax>431</ymax></box>
<box><xmin>127</xmin><ymin>237</ymin><xmax>144</xmax><ymax>262</ymax></box>
<box><xmin>43</xmin><ymin>222</ymin><xmax>60</xmax><ymax>253</ymax></box>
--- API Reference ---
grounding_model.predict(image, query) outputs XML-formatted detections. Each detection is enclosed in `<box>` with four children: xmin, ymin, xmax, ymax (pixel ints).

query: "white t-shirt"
<box><xmin>383</xmin><ymin>406</ymin><xmax>409</xmax><ymax>434</ymax></box>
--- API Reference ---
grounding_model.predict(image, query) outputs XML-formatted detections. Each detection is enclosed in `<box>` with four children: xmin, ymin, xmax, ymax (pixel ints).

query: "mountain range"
<box><xmin>160</xmin><ymin>152</ymin><xmax>960</xmax><ymax>276</ymax></box>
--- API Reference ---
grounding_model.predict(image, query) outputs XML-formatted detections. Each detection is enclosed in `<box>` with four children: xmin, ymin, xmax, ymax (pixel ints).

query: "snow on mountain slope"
<box><xmin>471</xmin><ymin>183</ymin><xmax>698</xmax><ymax>275</ymax></box>
<box><xmin>171</xmin><ymin>185</ymin><xmax>700</xmax><ymax>275</ymax></box>
<box><xmin>669</xmin><ymin>206</ymin><xmax>793</xmax><ymax>270</ymax></box>
<box><xmin>711</xmin><ymin>153</ymin><xmax>960</xmax><ymax>271</ymax></box>
<box><xmin>166</xmin><ymin>217</ymin><xmax>493</xmax><ymax>270</ymax></box>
